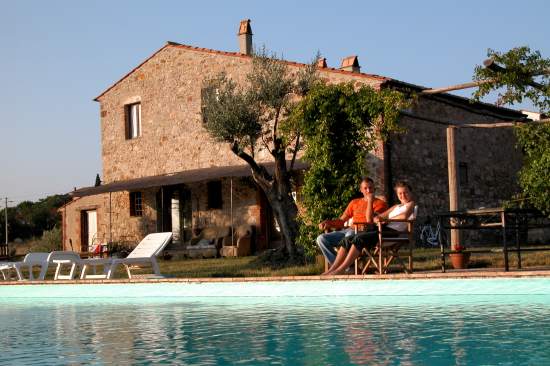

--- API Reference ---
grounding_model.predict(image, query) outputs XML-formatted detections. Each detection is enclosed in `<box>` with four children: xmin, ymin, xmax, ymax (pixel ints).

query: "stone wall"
<box><xmin>389</xmin><ymin>97</ymin><xmax>523</xmax><ymax>220</ymax></box>
<box><xmin>97</xmin><ymin>44</ymin><xmax>383</xmax><ymax>184</ymax></box>
<box><xmin>60</xmin><ymin>194</ymin><xmax>109</xmax><ymax>252</ymax></box>
<box><xmin>63</xmin><ymin>178</ymin><xmax>260</xmax><ymax>252</ymax></box>
<box><xmin>187</xmin><ymin>177</ymin><xmax>259</xmax><ymax>229</ymax></box>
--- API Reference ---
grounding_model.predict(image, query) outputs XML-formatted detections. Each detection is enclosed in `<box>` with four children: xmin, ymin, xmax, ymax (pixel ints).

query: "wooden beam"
<box><xmin>458</xmin><ymin>119</ymin><xmax>549</xmax><ymax>128</ymax></box>
<box><xmin>421</xmin><ymin>60</ymin><xmax>548</xmax><ymax>96</ymax></box>
<box><xmin>458</xmin><ymin>122</ymin><xmax>520</xmax><ymax>128</ymax></box>
<box><xmin>446</xmin><ymin>126</ymin><xmax>461</xmax><ymax>250</ymax></box>
<box><xmin>421</xmin><ymin>79</ymin><xmax>494</xmax><ymax>95</ymax></box>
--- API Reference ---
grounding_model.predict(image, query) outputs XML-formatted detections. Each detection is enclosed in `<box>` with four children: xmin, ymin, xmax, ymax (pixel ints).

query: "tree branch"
<box><xmin>289</xmin><ymin>132</ymin><xmax>300</xmax><ymax>171</ymax></box>
<box><xmin>272</xmin><ymin>107</ymin><xmax>281</xmax><ymax>147</ymax></box>
<box><xmin>230</xmin><ymin>142</ymin><xmax>272</xmax><ymax>188</ymax></box>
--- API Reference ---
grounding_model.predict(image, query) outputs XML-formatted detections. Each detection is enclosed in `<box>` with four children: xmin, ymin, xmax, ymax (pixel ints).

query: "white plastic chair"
<box><xmin>80</xmin><ymin>232</ymin><xmax>173</xmax><ymax>279</ymax></box>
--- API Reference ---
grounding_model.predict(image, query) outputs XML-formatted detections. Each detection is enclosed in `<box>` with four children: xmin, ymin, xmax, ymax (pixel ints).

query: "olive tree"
<box><xmin>201</xmin><ymin>49</ymin><xmax>318</xmax><ymax>261</ymax></box>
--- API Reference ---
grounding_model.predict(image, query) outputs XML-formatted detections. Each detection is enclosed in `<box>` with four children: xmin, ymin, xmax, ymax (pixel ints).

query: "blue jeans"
<box><xmin>316</xmin><ymin>228</ymin><xmax>355</xmax><ymax>264</ymax></box>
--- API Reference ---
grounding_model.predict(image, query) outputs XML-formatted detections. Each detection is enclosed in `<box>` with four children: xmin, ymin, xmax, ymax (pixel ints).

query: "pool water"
<box><xmin>1</xmin><ymin>279</ymin><xmax>549</xmax><ymax>365</ymax></box>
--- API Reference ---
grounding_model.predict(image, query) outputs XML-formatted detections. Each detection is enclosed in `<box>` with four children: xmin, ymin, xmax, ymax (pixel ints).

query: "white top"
<box><xmin>387</xmin><ymin>203</ymin><xmax>414</xmax><ymax>232</ymax></box>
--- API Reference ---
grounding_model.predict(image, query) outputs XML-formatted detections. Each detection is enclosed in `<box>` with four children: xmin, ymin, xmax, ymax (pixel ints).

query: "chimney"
<box><xmin>317</xmin><ymin>58</ymin><xmax>327</xmax><ymax>68</ymax></box>
<box><xmin>238</xmin><ymin>19</ymin><xmax>253</xmax><ymax>55</ymax></box>
<box><xmin>340</xmin><ymin>56</ymin><xmax>360</xmax><ymax>73</ymax></box>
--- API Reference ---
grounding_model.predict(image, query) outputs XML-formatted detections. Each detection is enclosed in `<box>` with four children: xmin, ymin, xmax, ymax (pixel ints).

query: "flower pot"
<box><xmin>449</xmin><ymin>252</ymin><xmax>471</xmax><ymax>269</ymax></box>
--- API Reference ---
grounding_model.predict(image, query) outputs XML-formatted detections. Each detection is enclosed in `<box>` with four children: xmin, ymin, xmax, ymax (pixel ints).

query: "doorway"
<box><xmin>157</xmin><ymin>185</ymin><xmax>192</xmax><ymax>245</ymax></box>
<box><xmin>80</xmin><ymin>210</ymin><xmax>97</xmax><ymax>252</ymax></box>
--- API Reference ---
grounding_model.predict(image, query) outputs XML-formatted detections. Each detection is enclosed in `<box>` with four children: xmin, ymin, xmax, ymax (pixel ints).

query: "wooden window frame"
<box><xmin>130</xmin><ymin>191</ymin><xmax>143</xmax><ymax>217</ymax></box>
<box><xmin>125</xmin><ymin>102</ymin><xmax>142</xmax><ymax>139</ymax></box>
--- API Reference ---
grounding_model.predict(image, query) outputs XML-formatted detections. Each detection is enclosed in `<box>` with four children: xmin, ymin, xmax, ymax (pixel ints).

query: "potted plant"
<box><xmin>449</xmin><ymin>244</ymin><xmax>470</xmax><ymax>269</ymax></box>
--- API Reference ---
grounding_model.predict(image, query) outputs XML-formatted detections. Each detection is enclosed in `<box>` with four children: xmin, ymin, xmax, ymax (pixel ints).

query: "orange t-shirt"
<box><xmin>344</xmin><ymin>197</ymin><xmax>388</xmax><ymax>223</ymax></box>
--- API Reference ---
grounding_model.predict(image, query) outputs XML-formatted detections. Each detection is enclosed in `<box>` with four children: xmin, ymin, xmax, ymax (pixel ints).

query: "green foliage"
<box><xmin>202</xmin><ymin>47</ymin><xmax>319</xmax><ymax>156</ymax></box>
<box><xmin>201</xmin><ymin>73</ymin><xmax>261</xmax><ymax>150</ymax></box>
<box><xmin>515</xmin><ymin>122</ymin><xmax>550</xmax><ymax>215</ymax></box>
<box><xmin>292</xmin><ymin>83</ymin><xmax>409</xmax><ymax>257</ymax></box>
<box><xmin>30</xmin><ymin>226</ymin><xmax>63</xmax><ymax>252</ymax></box>
<box><xmin>473</xmin><ymin>47</ymin><xmax>550</xmax><ymax>113</ymax></box>
<box><xmin>472</xmin><ymin>46</ymin><xmax>550</xmax><ymax>215</ymax></box>
<box><xmin>0</xmin><ymin>194</ymin><xmax>70</xmax><ymax>242</ymax></box>
<box><xmin>201</xmin><ymin>48</ymin><xmax>320</xmax><ymax>259</ymax></box>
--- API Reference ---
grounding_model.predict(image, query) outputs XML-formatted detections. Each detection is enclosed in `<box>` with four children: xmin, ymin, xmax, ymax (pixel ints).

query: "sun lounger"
<box><xmin>0</xmin><ymin>252</ymin><xmax>50</xmax><ymax>280</ymax></box>
<box><xmin>80</xmin><ymin>232</ymin><xmax>173</xmax><ymax>279</ymax></box>
<box><xmin>0</xmin><ymin>262</ymin><xmax>16</xmax><ymax>280</ymax></box>
<box><xmin>48</xmin><ymin>251</ymin><xmax>84</xmax><ymax>280</ymax></box>
<box><xmin>0</xmin><ymin>251</ymin><xmax>89</xmax><ymax>281</ymax></box>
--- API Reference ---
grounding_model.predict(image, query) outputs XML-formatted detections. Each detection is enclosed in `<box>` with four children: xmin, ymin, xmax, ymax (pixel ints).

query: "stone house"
<box><xmin>60</xmin><ymin>20</ymin><xmax>527</xmax><ymax>254</ymax></box>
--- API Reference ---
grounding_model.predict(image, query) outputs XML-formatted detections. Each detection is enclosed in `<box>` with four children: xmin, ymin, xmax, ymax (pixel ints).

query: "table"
<box><xmin>436</xmin><ymin>207</ymin><xmax>550</xmax><ymax>272</ymax></box>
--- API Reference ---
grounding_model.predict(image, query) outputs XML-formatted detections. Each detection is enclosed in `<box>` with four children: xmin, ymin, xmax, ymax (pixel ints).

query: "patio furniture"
<box><xmin>0</xmin><ymin>252</ymin><xmax>50</xmax><ymax>281</ymax></box>
<box><xmin>354</xmin><ymin>206</ymin><xmax>417</xmax><ymax>275</ymax></box>
<box><xmin>436</xmin><ymin>207</ymin><xmax>550</xmax><ymax>272</ymax></box>
<box><xmin>49</xmin><ymin>251</ymin><xmax>86</xmax><ymax>280</ymax></box>
<box><xmin>186</xmin><ymin>226</ymin><xmax>228</xmax><ymax>258</ymax></box>
<box><xmin>220</xmin><ymin>225</ymin><xmax>252</xmax><ymax>257</ymax></box>
<box><xmin>80</xmin><ymin>232</ymin><xmax>173</xmax><ymax>279</ymax></box>
<box><xmin>0</xmin><ymin>262</ymin><xmax>16</xmax><ymax>280</ymax></box>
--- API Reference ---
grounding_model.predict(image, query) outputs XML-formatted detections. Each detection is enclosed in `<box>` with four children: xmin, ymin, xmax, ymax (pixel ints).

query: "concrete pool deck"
<box><xmin>2</xmin><ymin>268</ymin><xmax>550</xmax><ymax>285</ymax></box>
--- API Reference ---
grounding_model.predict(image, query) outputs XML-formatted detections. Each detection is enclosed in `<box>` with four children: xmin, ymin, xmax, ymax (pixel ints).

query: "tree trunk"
<box><xmin>264</xmin><ymin>186</ymin><xmax>300</xmax><ymax>259</ymax></box>
<box><xmin>230</xmin><ymin>142</ymin><xmax>301</xmax><ymax>261</ymax></box>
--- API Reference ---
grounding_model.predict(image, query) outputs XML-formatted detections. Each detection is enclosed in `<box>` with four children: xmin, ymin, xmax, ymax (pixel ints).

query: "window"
<box><xmin>125</xmin><ymin>102</ymin><xmax>141</xmax><ymax>139</ymax></box>
<box><xmin>207</xmin><ymin>181</ymin><xmax>222</xmax><ymax>209</ymax></box>
<box><xmin>130</xmin><ymin>191</ymin><xmax>143</xmax><ymax>216</ymax></box>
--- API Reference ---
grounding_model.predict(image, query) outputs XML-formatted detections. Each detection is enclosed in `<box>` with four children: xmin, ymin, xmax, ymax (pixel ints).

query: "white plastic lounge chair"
<box><xmin>48</xmin><ymin>251</ymin><xmax>84</xmax><ymax>280</ymax></box>
<box><xmin>0</xmin><ymin>262</ymin><xmax>15</xmax><ymax>280</ymax></box>
<box><xmin>0</xmin><ymin>252</ymin><xmax>50</xmax><ymax>280</ymax></box>
<box><xmin>0</xmin><ymin>251</ymin><xmax>86</xmax><ymax>281</ymax></box>
<box><xmin>80</xmin><ymin>232</ymin><xmax>173</xmax><ymax>279</ymax></box>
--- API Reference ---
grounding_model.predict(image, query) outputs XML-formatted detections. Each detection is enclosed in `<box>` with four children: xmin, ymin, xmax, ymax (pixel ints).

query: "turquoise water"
<box><xmin>1</xmin><ymin>279</ymin><xmax>549</xmax><ymax>365</ymax></box>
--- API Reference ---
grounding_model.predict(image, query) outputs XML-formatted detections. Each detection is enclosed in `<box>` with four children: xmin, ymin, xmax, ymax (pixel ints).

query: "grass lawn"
<box><xmin>150</xmin><ymin>246</ymin><xmax>550</xmax><ymax>278</ymax></box>
<box><xmin>9</xmin><ymin>246</ymin><xmax>550</xmax><ymax>280</ymax></box>
<box><xmin>157</xmin><ymin>256</ymin><xmax>325</xmax><ymax>278</ymax></box>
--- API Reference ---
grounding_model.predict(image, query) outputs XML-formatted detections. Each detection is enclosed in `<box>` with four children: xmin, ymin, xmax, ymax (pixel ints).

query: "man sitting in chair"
<box><xmin>316</xmin><ymin>177</ymin><xmax>388</xmax><ymax>267</ymax></box>
<box><xmin>322</xmin><ymin>181</ymin><xmax>415</xmax><ymax>275</ymax></box>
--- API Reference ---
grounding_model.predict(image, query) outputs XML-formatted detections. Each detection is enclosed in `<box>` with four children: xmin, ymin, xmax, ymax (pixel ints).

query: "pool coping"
<box><xmin>2</xmin><ymin>268</ymin><xmax>550</xmax><ymax>286</ymax></box>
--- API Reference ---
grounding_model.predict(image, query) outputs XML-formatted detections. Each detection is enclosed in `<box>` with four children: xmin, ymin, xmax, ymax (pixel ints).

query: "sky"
<box><xmin>1</xmin><ymin>0</ymin><xmax>549</xmax><ymax>204</ymax></box>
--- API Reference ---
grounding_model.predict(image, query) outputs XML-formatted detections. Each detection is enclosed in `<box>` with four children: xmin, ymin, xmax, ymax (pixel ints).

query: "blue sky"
<box><xmin>1</xmin><ymin>0</ymin><xmax>548</xmax><ymax>204</ymax></box>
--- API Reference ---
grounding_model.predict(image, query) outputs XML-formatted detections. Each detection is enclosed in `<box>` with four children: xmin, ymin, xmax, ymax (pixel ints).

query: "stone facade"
<box><xmin>97</xmin><ymin>44</ymin><xmax>383</xmax><ymax>184</ymax></box>
<box><xmin>389</xmin><ymin>97</ymin><xmax>523</xmax><ymax>216</ymax></box>
<box><xmin>61</xmin><ymin>41</ymin><xmax>526</xmax><ymax>253</ymax></box>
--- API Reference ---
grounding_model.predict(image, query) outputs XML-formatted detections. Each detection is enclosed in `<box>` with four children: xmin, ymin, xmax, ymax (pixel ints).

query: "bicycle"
<box><xmin>419</xmin><ymin>218</ymin><xmax>448</xmax><ymax>248</ymax></box>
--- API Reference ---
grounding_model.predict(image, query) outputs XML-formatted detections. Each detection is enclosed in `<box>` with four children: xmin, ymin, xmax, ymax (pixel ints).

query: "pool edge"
<box><xmin>2</xmin><ymin>269</ymin><xmax>550</xmax><ymax>286</ymax></box>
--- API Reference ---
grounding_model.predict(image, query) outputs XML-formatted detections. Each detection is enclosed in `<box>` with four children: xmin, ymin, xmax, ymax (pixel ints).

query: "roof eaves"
<box><xmin>93</xmin><ymin>43</ymin><xmax>172</xmax><ymax>102</ymax></box>
<box><xmin>381</xmin><ymin>79</ymin><xmax>527</xmax><ymax>119</ymax></box>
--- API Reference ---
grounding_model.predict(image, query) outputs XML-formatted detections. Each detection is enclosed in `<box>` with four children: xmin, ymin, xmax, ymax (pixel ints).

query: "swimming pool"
<box><xmin>1</xmin><ymin>278</ymin><xmax>549</xmax><ymax>365</ymax></box>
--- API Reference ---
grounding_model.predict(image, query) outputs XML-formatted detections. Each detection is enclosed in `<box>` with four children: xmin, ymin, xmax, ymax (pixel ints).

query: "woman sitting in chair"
<box><xmin>322</xmin><ymin>181</ymin><xmax>415</xmax><ymax>275</ymax></box>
